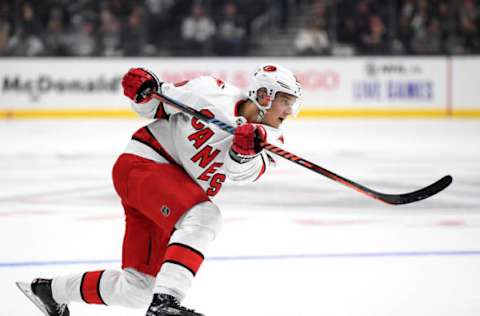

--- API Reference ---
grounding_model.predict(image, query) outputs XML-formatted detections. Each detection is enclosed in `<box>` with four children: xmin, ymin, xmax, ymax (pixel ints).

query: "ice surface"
<box><xmin>1</xmin><ymin>118</ymin><xmax>479</xmax><ymax>316</ymax></box>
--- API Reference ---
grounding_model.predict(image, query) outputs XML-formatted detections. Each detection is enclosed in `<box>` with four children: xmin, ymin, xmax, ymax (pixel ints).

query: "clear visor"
<box><xmin>291</xmin><ymin>98</ymin><xmax>302</xmax><ymax>117</ymax></box>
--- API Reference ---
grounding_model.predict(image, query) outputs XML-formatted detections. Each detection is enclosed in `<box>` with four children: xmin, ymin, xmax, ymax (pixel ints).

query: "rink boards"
<box><xmin>0</xmin><ymin>57</ymin><xmax>480</xmax><ymax>118</ymax></box>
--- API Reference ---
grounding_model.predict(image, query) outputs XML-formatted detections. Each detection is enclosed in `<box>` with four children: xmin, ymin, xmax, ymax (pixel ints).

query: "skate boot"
<box><xmin>17</xmin><ymin>278</ymin><xmax>70</xmax><ymax>316</ymax></box>
<box><xmin>146</xmin><ymin>293</ymin><xmax>204</xmax><ymax>316</ymax></box>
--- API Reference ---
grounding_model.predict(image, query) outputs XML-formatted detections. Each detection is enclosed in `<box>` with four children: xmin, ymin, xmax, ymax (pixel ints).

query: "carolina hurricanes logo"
<box><xmin>263</xmin><ymin>65</ymin><xmax>277</xmax><ymax>72</ymax></box>
<box><xmin>214</xmin><ymin>77</ymin><xmax>225</xmax><ymax>89</ymax></box>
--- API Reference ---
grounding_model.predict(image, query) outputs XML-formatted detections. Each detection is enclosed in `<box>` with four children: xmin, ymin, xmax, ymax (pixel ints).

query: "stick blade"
<box><xmin>377</xmin><ymin>175</ymin><xmax>453</xmax><ymax>205</ymax></box>
<box><xmin>16</xmin><ymin>281</ymin><xmax>50</xmax><ymax>316</ymax></box>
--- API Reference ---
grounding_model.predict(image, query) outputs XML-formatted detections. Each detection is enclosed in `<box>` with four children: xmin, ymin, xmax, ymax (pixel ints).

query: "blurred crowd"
<box><xmin>295</xmin><ymin>0</ymin><xmax>480</xmax><ymax>55</ymax></box>
<box><xmin>0</xmin><ymin>0</ymin><xmax>479</xmax><ymax>57</ymax></box>
<box><xmin>0</xmin><ymin>0</ymin><xmax>264</xmax><ymax>56</ymax></box>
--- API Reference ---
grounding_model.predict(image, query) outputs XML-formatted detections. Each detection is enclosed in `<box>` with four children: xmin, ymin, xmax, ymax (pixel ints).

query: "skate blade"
<box><xmin>16</xmin><ymin>281</ymin><xmax>50</xmax><ymax>316</ymax></box>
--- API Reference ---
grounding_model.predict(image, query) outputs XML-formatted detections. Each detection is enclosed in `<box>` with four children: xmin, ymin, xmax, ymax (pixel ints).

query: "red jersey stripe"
<box><xmin>80</xmin><ymin>270</ymin><xmax>106</xmax><ymax>305</ymax></box>
<box><xmin>162</xmin><ymin>243</ymin><xmax>204</xmax><ymax>276</ymax></box>
<box><xmin>154</xmin><ymin>104</ymin><xmax>167</xmax><ymax>119</ymax></box>
<box><xmin>254</xmin><ymin>155</ymin><xmax>267</xmax><ymax>181</ymax></box>
<box><xmin>132</xmin><ymin>127</ymin><xmax>177</xmax><ymax>164</ymax></box>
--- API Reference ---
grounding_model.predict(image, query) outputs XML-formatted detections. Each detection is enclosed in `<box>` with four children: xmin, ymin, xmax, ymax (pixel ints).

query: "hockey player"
<box><xmin>17</xmin><ymin>63</ymin><xmax>302</xmax><ymax>316</ymax></box>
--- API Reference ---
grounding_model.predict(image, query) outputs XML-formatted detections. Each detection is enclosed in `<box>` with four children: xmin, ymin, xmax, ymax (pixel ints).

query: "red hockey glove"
<box><xmin>229</xmin><ymin>123</ymin><xmax>267</xmax><ymax>163</ymax></box>
<box><xmin>121</xmin><ymin>68</ymin><xmax>160</xmax><ymax>103</ymax></box>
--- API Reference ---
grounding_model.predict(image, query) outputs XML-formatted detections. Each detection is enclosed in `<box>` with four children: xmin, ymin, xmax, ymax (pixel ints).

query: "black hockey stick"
<box><xmin>151</xmin><ymin>92</ymin><xmax>452</xmax><ymax>205</ymax></box>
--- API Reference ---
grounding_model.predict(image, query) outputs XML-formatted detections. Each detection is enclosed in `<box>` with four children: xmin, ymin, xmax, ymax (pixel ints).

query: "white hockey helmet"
<box><xmin>247</xmin><ymin>64</ymin><xmax>302</xmax><ymax>117</ymax></box>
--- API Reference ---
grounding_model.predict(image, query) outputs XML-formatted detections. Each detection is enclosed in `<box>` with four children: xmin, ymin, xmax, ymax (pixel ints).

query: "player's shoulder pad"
<box><xmin>202</xmin><ymin>76</ymin><xmax>227</xmax><ymax>88</ymax></box>
<box><xmin>186</xmin><ymin>76</ymin><xmax>227</xmax><ymax>91</ymax></box>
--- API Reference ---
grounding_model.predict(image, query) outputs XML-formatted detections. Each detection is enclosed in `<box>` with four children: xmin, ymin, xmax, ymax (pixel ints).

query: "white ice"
<box><xmin>1</xmin><ymin>118</ymin><xmax>479</xmax><ymax>316</ymax></box>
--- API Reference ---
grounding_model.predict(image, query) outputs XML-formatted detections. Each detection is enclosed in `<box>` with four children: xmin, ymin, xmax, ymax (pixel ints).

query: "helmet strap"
<box><xmin>251</xmin><ymin>88</ymin><xmax>271</xmax><ymax>123</ymax></box>
<box><xmin>254</xmin><ymin>98</ymin><xmax>270</xmax><ymax>123</ymax></box>
<box><xmin>256</xmin><ymin>108</ymin><xmax>265</xmax><ymax>123</ymax></box>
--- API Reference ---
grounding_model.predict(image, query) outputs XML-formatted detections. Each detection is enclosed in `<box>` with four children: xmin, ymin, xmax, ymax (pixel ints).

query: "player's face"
<box><xmin>262</xmin><ymin>92</ymin><xmax>297</xmax><ymax>128</ymax></box>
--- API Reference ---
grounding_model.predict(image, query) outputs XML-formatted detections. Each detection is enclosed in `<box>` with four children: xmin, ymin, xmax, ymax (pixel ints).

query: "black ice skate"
<box><xmin>146</xmin><ymin>293</ymin><xmax>204</xmax><ymax>316</ymax></box>
<box><xmin>16</xmin><ymin>278</ymin><xmax>70</xmax><ymax>316</ymax></box>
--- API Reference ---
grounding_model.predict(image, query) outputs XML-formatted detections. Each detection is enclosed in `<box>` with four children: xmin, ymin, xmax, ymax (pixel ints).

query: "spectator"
<box><xmin>43</xmin><ymin>8</ymin><xmax>69</xmax><ymax>56</ymax></box>
<box><xmin>410</xmin><ymin>0</ymin><xmax>429</xmax><ymax>37</ymax></box>
<box><xmin>0</xmin><ymin>1</ymin><xmax>11</xmax><ymax>55</ymax></box>
<box><xmin>309</xmin><ymin>0</ymin><xmax>329</xmax><ymax>31</ymax></box>
<box><xmin>337</xmin><ymin>15</ymin><xmax>356</xmax><ymax>46</ymax></box>
<box><xmin>99</xmin><ymin>8</ymin><xmax>123</xmax><ymax>56</ymax></box>
<box><xmin>273</xmin><ymin>0</ymin><xmax>290</xmax><ymax>30</ymax></box>
<box><xmin>229</xmin><ymin>0</ymin><xmax>269</xmax><ymax>37</ymax></box>
<box><xmin>353</xmin><ymin>0</ymin><xmax>372</xmax><ymax>47</ymax></box>
<box><xmin>213</xmin><ymin>2</ymin><xmax>246</xmax><ymax>56</ymax></box>
<box><xmin>396</xmin><ymin>14</ymin><xmax>413</xmax><ymax>54</ymax></box>
<box><xmin>145</xmin><ymin>0</ymin><xmax>175</xmax><ymax>48</ymax></box>
<box><xmin>294</xmin><ymin>17</ymin><xmax>329</xmax><ymax>55</ymax></box>
<box><xmin>180</xmin><ymin>4</ymin><xmax>216</xmax><ymax>55</ymax></box>
<box><xmin>359</xmin><ymin>15</ymin><xmax>388</xmax><ymax>54</ymax></box>
<box><xmin>457</xmin><ymin>0</ymin><xmax>480</xmax><ymax>53</ymax></box>
<box><xmin>19</xmin><ymin>2</ymin><xmax>43</xmax><ymax>37</ymax></box>
<box><xmin>0</xmin><ymin>12</ymin><xmax>10</xmax><ymax>55</ymax></box>
<box><xmin>400</xmin><ymin>0</ymin><xmax>416</xmax><ymax>20</ymax></box>
<box><xmin>411</xmin><ymin>18</ymin><xmax>442</xmax><ymax>54</ymax></box>
<box><xmin>108</xmin><ymin>0</ymin><xmax>133</xmax><ymax>18</ymax></box>
<box><xmin>458</xmin><ymin>0</ymin><xmax>477</xmax><ymax>22</ymax></box>
<box><xmin>122</xmin><ymin>6</ymin><xmax>148</xmax><ymax>56</ymax></box>
<box><xmin>436</xmin><ymin>1</ymin><xmax>452</xmax><ymax>53</ymax></box>
<box><xmin>66</xmin><ymin>15</ymin><xmax>98</xmax><ymax>56</ymax></box>
<box><xmin>8</xmin><ymin>3</ymin><xmax>45</xmax><ymax>56</ymax></box>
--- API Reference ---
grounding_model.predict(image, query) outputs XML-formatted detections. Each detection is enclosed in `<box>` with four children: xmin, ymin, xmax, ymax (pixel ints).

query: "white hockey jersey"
<box><xmin>124</xmin><ymin>76</ymin><xmax>282</xmax><ymax>198</ymax></box>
